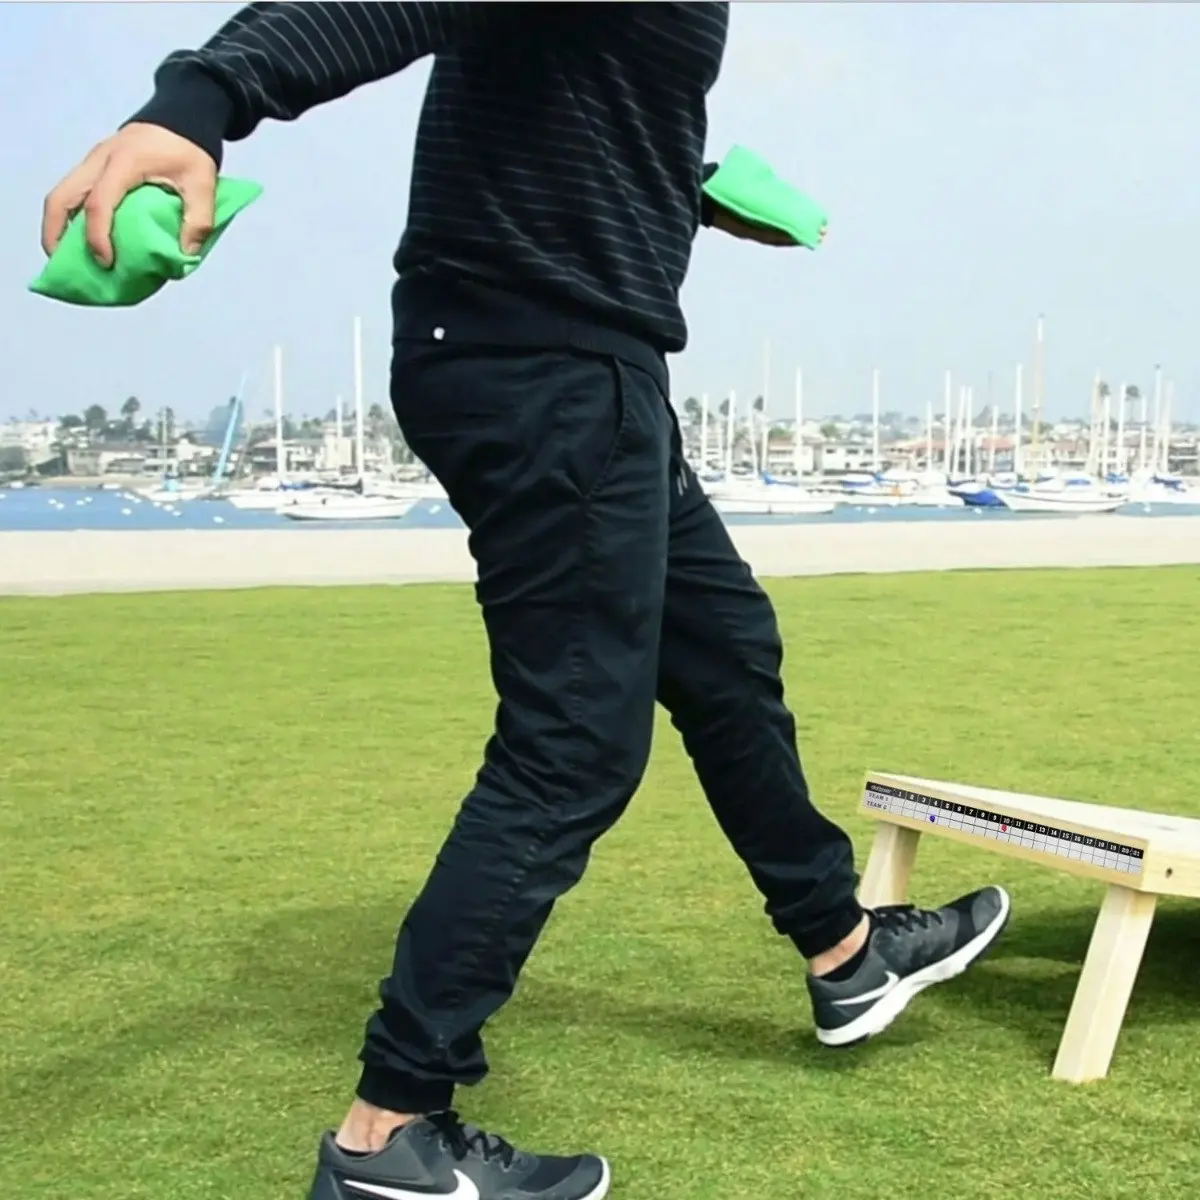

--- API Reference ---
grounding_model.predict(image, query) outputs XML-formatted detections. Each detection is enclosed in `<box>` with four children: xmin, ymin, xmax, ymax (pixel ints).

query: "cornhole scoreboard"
<box><xmin>858</xmin><ymin>771</ymin><xmax>1200</xmax><ymax>1083</ymax></box>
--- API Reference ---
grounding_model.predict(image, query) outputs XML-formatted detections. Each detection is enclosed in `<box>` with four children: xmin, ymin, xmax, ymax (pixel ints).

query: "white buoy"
<box><xmin>121</xmin><ymin>507</ymin><xmax>132</xmax><ymax>515</ymax></box>
<box><xmin>213</xmin><ymin>516</ymin><xmax>225</xmax><ymax>525</ymax></box>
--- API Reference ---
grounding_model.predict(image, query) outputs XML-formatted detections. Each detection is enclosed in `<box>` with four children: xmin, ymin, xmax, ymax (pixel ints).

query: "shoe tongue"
<box><xmin>458</xmin><ymin>1122</ymin><xmax>505</xmax><ymax>1154</ymax></box>
<box><xmin>384</xmin><ymin>1119</ymin><xmax>435</xmax><ymax>1146</ymax></box>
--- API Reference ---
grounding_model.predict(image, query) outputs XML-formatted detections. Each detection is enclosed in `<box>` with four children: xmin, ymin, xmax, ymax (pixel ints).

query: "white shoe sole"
<box><xmin>584</xmin><ymin>1159</ymin><xmax>612</xmax><ymax>1200</ymax></box>
<box><xmin>816</xmin><ymin>886</ymin><xmax>1012</xmax><ymax>1048</ymax></box>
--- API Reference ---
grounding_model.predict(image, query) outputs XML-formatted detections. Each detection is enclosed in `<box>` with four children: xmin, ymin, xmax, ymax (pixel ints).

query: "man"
<box><xmin>42</xmin><ymin>5</ymin><xmax>1009</xmax><ymax>1199</ymax></box>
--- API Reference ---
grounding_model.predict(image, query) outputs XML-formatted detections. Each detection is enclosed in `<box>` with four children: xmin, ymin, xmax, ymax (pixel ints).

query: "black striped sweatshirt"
<box><xmin>130</xmin><ymin>2</ymin><xmax>731</xmax><ymax>355</ymax></box>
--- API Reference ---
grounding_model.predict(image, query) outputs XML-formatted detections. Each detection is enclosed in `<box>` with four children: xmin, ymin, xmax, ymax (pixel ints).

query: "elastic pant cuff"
<box><xmin>356</xmin><ymin>1064</ymin><xmax>455</xmax><ymax>1115</ymax></box>
<box><xmin>788</xmin><ymin>898</ymin><xmax>866</xmax><ymax>960</ymax></box>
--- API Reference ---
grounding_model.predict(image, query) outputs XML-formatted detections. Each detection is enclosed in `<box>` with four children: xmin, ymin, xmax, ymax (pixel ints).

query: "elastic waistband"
<box><xmin>391</xmin><ymin>270</ymin><xmax>669</xmax><ymax>395</ymax></box>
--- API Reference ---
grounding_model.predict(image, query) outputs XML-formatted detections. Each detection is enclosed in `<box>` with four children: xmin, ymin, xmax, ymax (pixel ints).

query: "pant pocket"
<box><xmin>552</xmin><ymin>353</ymin><xmax>630</xmax><ymax>502</ymax></box>
<box><xmin>389</xmin><ymin>342</ymin><xmax>529</xmax><ymax>526</ymax></box>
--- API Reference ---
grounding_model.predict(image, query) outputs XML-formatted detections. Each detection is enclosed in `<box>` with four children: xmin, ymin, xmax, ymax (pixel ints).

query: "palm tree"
<box><xmin>83</xmin><ymin>404</ymin><xmax>107</xmax><ymax>435</ymax></box>
<box><xmin>681</xmin><ymin>396</ymin><xmax>701</xmax><ymax>426</ymax></box>
<box><xmin>120</xmin><ymin>395</ymin><xmax>140</xmax><ymax>432</ymax></box>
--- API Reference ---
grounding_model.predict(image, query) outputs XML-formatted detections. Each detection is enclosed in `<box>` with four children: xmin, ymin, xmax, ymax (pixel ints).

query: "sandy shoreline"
<box><xmin>1</xmin><ymin>517</ymin><xmax>1197</xmax><ymax>596</ymax></box>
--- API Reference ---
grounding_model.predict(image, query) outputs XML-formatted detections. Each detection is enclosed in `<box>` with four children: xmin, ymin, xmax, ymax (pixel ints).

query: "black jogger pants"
<box><xmin>356</xmin><ymin>341</ymin><xmax>862</xmax><ymax>1113</ymax></box>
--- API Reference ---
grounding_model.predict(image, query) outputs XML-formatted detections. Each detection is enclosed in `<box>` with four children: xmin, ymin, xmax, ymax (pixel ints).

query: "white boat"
<box><xmin>839</xmin><ymin>488</ymin><xmax>914</xmax><ymax>508</ymax></box>
<box><xmin>139</xmin><ymin>485</ymin><xmax>203</xmax><ymax>504</ymax></box>
<box><xmin>835</xmin><ymin>470</ymin><xmax>924</xmax><ymax>507</ymax></box>
<box><xmin>281</xmin><ymin>495</ymin><xmax>416</xmax><ymax>522</ymax></box>
<box><xmin>1126</xmin><ymin>479</ymin><xmax>1197</xmax><ymax>506</ymax></box>
<box><xmin>226</xmin><ymin>489</ymin><xmax>297</xmax><ymax>510</ymax></box>
<box><xmin>911</xmin><ymin>486</ymin><xmax>966</xmax><ymax>508</ymax></box>
<box><xmin>708</xmin><ymin>483</ymin><xmax>835</xmax><ymax>516</ymax></box>
<box><xmin>713</xmin><ymin>495</ymin><xmax>836</xmax><ymax>516</ymax></box>
<box><xmin>227</xmin><ymin>486</ymin><xmax>345</xmax><ymax>511</ymax></box>
<box><xmin>372</xmin><ymin>478</ymin><xmax>448</xmax><ymax>502</ymax></box>
<box><xmin>999</xmin><ymin>489</ymin><xmax>1126</xmax><ymax>515</ymax></box>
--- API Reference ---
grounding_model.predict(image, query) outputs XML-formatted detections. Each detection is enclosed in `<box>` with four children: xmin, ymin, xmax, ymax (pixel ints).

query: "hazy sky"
<box><xmin>3</xmin><ymin>2</ymin><xmax>1198</xmax><ymax>424</ymax></box>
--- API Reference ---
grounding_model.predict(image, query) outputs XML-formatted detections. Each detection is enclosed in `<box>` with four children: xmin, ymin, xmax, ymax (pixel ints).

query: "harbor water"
<box><xmin>2</xmin><ymin>486</ymin><xmax>1199</xmax><ymax>532</ymax></box>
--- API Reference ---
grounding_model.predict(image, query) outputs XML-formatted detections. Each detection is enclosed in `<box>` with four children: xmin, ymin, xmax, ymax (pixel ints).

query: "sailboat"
<box><xmin>999</xmin><ymin>488</ymin><xmax>1126</xmax><ymax>514</ymax></box>
<box><xmin>220</xmin><ymin>348</ymin><xmax>331</xmax><ymax>509</ymax></box>
<box><xmin>138</xmin><ymin>405</ymin><xmax>211</xmax><ymax>503</ymax></box>
<box><xmin>710</xmin><ymin>483</ymin><xmax>835</xmax><ymax>516</ymax></box>
<box><xmin>282</xmin><ymin>318</ymin><xmax>417</xmax><ymax>521</ymax></box>
<box><xmin>1127</xmin><ymin>379</ymin><xmax>1195</xmax><ymax>505</ymax></box>
<box><xmin>706</xmin><ymin>370</ymin><xmax>835</xmax><ymax>515</ymax></box>
<box><xmin>282</xmin><ymin>494</ymin><xmax>416</xmax><ymax>521</ymax></box>
<box><xmin>999</xmin><ymin>473</ymin><xmax>1127</xmax><ymax>514</ymax></box>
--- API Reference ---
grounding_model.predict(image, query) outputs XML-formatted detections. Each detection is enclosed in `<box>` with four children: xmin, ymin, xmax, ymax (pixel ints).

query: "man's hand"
<box><xmin>41</xmin><ymin>123</ymin><xmax>217</xmax><ymax>266</ymax></box>
<box><xmin>712</xmin><ymin>203</ymin><xmax>826</xmax><ymax>249</ymax></box>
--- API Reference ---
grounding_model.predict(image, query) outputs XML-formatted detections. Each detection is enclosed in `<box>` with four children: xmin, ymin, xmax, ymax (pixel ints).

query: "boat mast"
<box><xmin>989</xmin><ymin>385</ymin><xmax>999</xmax><ymax>475</ymax></box>
<box><xmin>1148</xmin><ymin>365</ymin><xmax>1162</xmax><ymax>474</ymax></box>
<box><xmin>724</xmin><ymin>391</ymin><xmax>736</xmax><ymax>476</ymax></box>
<box><xmin>273</xmin><ymin>344</ymin><xmax>286</xmax><ymax>482</ymax></box>
<box><xmin>1029</xmin><ymin>315</ymin><xmax>1045</xmax><ymax>474</ymax></box>
<box><xmin>1085</xmin><ymin>373</ymin><xmax>1099</xmax><ymax>478</ymax></box>
<box><xmin>760</xmin><ymin>339</ymin><xmax>771</xmax><ymax>476</ymax></box>
<box><xmin>1160</xmin><ymin>380</ymin><xmax>1173</xmax><ymax>474</ymax></box>
<box><xmin>1115</xmin><ymin>382</ymin><xmax>1126</xmax><ymax>478</ymax></box>
<box><xmin>793</xmin><ymin>369</ymin><xmax>804</xmax><ymax>480</ymax></box>
<box><xmin>870</xmin><ymin>367</ymin><xmax>881</xmax><ymax>473</ymax></box>
<box><xmin>1012</xmin><ymin>363</ymin><xmax>1024</xmax><ymax>476</ymax></box>
<box><xmin>353</xmin><ymin>316</ymin><xmax>366</xmax><ymax>484</ymax></box>
<box><xmin>943</xmin><ymin>369</ymin><xmax>953</xmax><ymax>475</ymax></box>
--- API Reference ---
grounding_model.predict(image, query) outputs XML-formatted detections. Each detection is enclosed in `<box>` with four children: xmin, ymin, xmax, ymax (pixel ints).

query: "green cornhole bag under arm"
<box><xmin>702</xmin><ymin>145</ymin><xmax>828</xmax><ymax>249</ymax></box>
<box><xmin>29</xmin><ymin>177</ymin><xmax>263</xmax><ymax>307</ymax></box>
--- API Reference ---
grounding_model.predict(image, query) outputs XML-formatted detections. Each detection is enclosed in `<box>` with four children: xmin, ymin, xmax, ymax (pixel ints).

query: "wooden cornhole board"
<box><xmin>857</xmin><ymin>771</ymin><xmax>1200</xmax><ymax>1083</ymax></box>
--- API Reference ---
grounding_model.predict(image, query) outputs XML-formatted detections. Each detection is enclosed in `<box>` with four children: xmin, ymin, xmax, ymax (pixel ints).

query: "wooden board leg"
<box><xmin>1051</xmin><ymin>883</ymin><xmax>1157</xmax><ymax>1084</ymax></box>
<box><xmin>859</xmin><ymin>822</ymin><xmax>921</xmax><ymax>908</ymax></box>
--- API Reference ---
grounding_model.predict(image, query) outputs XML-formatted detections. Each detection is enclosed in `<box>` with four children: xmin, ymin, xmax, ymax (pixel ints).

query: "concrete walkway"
<box><xmin>1</xmin><ymin>516</ymin><xmax>1197</xmax><ymax>596</ymax></box>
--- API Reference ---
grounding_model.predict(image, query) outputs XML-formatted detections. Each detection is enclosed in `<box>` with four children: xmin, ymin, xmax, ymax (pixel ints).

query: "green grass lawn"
<box><xmin>3</xmin><ymin>567</ymin><xmax>1200</xmax><ymax>1200</ymax></box>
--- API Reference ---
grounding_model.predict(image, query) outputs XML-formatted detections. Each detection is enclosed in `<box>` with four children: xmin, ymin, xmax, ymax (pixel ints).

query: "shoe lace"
<box><xmin>427</xmin><ymin>1110</ymin><xmax>517</xmax><ymax>1169</ymax></box>
<box><xmin>871</xmin><ymin>903</ymin><xmax>944</xmax><ymax>935</ymax></box>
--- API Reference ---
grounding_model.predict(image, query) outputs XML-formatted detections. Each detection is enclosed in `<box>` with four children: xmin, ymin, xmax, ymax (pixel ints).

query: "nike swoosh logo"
<box><xmin>343</xmin><ymin>1171</ymin><xmax>479</xmax><ymax>1200</ymax></box>
<box><xmin>831</xmin><ymin>970</ymin><xmax>900</xmax><ymax>1008</ymax></box>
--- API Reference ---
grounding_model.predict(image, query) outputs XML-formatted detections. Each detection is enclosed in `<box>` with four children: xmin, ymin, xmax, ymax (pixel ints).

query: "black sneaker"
<box><xmin>308</xmin><ymin>1110</ymin><xmax>610</xmax><ymax>1200</ymax></box>
<box><xmin>808</xmin><ymin>885</ymin><xmax>1011</xmax><ymax>1048</ymax></box>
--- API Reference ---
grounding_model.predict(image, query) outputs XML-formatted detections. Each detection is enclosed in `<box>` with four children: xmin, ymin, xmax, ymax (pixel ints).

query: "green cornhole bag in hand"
<box><xmin>29</xmin><ymin>176</ymin><xmax>263</xmax><ymax>307</ymax></box>
<box><xmin>702</xmin><ymin>145</ymin><xmax>828</xmax><ymax>249</ymax></box>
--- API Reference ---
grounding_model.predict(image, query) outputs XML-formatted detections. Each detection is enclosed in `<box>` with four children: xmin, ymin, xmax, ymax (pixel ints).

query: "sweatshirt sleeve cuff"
<box><xmin>124</xmin><ymin>63</ymin><xmax>236</xmax><ymax>168</ymax></box>
<box><xmin>699</xmin><ymin>161</ymin><xmax>719</xmax><ymax>227</ymax></box>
